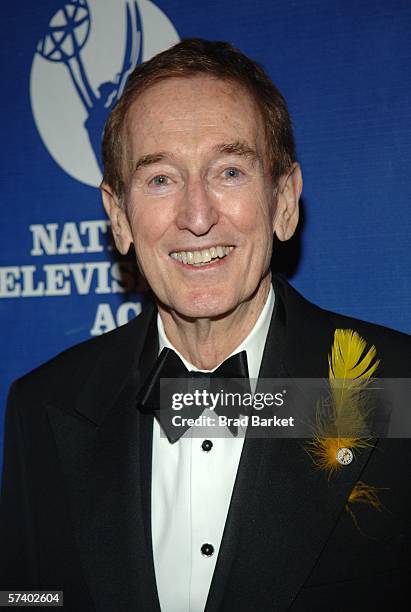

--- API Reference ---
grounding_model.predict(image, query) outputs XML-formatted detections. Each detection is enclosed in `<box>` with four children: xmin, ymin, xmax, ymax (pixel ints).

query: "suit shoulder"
<box><xmin>12</xmin><ymin>303</ymin><xmax>156</xmax><ymax>400</ymax></box>
<box><xmin>324</xmin><ymin>309</ymin><xmax>411</xmax><ymax>372</ymax></box>
<box><xmin>279</xmin><ymin>275</ymin><xmax>410</xmax><ymax>340</ymax></box>
<box><xmin>275</xmin><ymin>275</ymin><xmax>411</xmax><ymax>375</ymax></box>
<box><xmin>325</xmin><ymin>309</ymin><xmax>410</xmax><ymax>349</ymax></box>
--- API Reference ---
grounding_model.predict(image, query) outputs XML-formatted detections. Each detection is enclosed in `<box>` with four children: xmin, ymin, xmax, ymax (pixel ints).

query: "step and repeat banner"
<box><xmin>1</xmin><ymin>0</ymin><xmax>410</xmax><ymax>464</ymax></box>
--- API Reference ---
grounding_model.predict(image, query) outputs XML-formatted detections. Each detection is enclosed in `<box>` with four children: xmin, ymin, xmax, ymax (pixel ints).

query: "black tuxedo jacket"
<box><xmin>1</xmin><ymin>276</ymin><xmax>410</xmax><ymax>611</ymax></box>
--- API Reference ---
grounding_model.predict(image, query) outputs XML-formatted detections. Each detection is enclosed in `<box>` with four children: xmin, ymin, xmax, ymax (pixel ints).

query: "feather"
<box><xmin>348</xmin><ymin>481</ymin><xmax>385</xmax><ymax>509</ymax></box>
<box><xmin>329</xmin><ymin>329</ymin><xmax>379</xmax><ymax>426</ymax></box>
<box><xmin>345</xmin><ymin>481</ymin><xmax>387</xmax><ymax>534</ymax></box>
<box><xmin>306</xmin><ymin>329</ymin><xmax>380</xmax><ymax>474</ymax></box>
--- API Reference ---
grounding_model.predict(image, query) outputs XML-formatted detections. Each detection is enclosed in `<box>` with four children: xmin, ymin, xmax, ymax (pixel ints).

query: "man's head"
<box><xmin>102</xmin><ymin>38</ymin><xmax>297</xmax><ymax>203</ymax></box>
<box><xmin>101</xmin><ymin>38</ymin><xmax>302</xmax><ymax>320</ymax></box>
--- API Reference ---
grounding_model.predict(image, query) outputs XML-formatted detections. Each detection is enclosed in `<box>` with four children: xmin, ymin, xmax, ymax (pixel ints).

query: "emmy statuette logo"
<box><xmin>30</xmin><ymin>0</ymin><xmax>180</xmax><ymax>187</ymax></box>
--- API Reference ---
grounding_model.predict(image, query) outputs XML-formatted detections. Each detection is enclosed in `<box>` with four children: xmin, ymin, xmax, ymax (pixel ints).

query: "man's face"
<box><xmin>105</xmin><ymin>75</ymin><xmax>298</xmax><ymax>319</ymax></box>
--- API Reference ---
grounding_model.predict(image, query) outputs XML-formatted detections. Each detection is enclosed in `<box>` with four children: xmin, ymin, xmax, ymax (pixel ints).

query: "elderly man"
<box><xmin>1</xmin><ymin>39</ymin><xmax>410</xmax><ymax>611</ymax></box>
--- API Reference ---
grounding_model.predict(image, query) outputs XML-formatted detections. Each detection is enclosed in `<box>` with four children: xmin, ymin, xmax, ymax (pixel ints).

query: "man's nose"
<box><xmin>175</xmin><ymin>177</ymin><xmax>219</xmax><ymax>235</ymax></box>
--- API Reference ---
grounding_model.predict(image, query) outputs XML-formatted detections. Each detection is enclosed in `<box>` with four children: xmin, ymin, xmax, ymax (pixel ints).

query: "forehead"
<box><xmin>124</xmin><ymin>75</ymin><xmax>265</xmax><ymax>157</ymax></box>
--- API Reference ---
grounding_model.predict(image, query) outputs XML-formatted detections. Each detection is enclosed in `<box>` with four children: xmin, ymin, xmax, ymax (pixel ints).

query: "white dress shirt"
<box><xmin>152</xmin><ymin>286</ymin><xmax>275</xmax><ymax>612</ymax></box>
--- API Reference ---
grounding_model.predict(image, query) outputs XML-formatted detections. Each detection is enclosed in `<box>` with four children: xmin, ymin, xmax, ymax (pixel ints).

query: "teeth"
<box><xmin>170</xmin><ymin>246</ymin><xmax>234</xmax><ymax>265</ymax></box>
<box><xmin>202</xmin><ymin>249</ymin><xmax>211</xmax><ymax>262</ymax></box>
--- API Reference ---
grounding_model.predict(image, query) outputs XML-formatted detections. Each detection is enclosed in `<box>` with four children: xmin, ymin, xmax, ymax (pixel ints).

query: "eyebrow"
<box><xmin>212</xmin><ymin>141</ymin><xmax>260</xmax><ymax>164</ymax></box>
<box><xmin>132</xmin><ymin>141</ymin><xmax>260</xmax><ymax>175</ymax></box>
<box><xmin>133</xmin><ymin>153</ymin><xmax>170</xmax><ymax>174</ymax></box>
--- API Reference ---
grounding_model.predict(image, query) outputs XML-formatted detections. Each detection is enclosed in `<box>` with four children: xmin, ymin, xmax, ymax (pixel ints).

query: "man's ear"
<box><xmin>100</xmin><ymin>183</ymin><xmax>133</xmax><ymax>255</ymax></box>
<box><xmin>273</xmin><ymin>163</ymin><xmax>303</xmax><ymax>241</ymax></box>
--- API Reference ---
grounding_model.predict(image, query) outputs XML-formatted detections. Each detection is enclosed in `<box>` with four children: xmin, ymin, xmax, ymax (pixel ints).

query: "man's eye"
<box><xmin>223</xmin><ymin>167</ymin><xmax>242</xmax><ymax>179</ymax></box>
<box><xmin>150</xmin><ymin>175</ymin><xmax>170</xmax><ymax>186</ymax></box>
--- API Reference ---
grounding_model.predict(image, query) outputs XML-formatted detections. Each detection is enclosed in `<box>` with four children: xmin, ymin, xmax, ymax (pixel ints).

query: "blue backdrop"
<box><xmin>1</xmin><ymin>0</ymin><xmax>410</xmax><ymax>469</ymax></box>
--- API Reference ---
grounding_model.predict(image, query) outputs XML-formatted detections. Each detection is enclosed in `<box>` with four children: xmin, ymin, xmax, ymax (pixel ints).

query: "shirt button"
<box><xmin>201</xmin><ymin>439</ymin><xmax>213</xmax><ymax>452</ymax></box>
<box><xmin>201</xmin><ymin>543</ymin><xmax>214</xmax><ymax>557</ymax></box>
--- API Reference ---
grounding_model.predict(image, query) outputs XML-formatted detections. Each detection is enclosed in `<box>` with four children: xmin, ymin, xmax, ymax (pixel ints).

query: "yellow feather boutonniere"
<box><xmin>305</xmin><ymin>328</ymin><xmax>386</xmax><ymax>531</ymax></box>
<box><xmin>306</xmin><ymin>328</ymin><xmax>380</xmax><ymax>475</ymax></box>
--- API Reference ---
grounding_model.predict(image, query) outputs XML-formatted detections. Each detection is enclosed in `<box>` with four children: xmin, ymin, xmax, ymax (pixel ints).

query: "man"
<box><xmin>1</xmin><ymin>39</ymin><xmax>410</xmax><ymax>611</ymax></box>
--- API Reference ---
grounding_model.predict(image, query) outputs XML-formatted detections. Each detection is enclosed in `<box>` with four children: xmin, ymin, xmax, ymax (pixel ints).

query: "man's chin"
<box><xmin>165</xmin><ymin>294</ymin><xmax>239</xmax><ymax>322</ymax></box>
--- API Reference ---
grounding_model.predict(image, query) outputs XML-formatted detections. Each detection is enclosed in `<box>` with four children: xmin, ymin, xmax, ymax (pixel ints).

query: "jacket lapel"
<box><xmin>206</xmin><ymin>276</ymin><xmax>376</xmax><ymax>611</ymax></box>
<box><xmin>47</xmin><ymin>304</ymin><xmax>161</xmax><ymax>612</ymax></box>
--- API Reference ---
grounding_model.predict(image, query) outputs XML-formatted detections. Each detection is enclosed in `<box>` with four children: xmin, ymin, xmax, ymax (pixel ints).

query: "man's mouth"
<box><xmin>169</xmin><ymin>245</ymin><xmax>234</xmax><ymax>266</ymax></box>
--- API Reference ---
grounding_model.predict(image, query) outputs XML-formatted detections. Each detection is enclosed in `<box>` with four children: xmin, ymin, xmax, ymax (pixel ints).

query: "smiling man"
<box><xmin>1</xmin><ymin>39</ymin><xmax>410</xmax><ymax>611</ymax></box>
<box><xmin>102</xmin><ymin>72</ymin><xmax>301</xmax><ymax>369</ymax></box>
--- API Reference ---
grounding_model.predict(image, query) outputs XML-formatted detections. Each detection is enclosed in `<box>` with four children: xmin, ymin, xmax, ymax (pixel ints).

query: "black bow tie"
<box><xmin>136</xmin><ymin>348</ymin><xmax>250</xmax><ymax>443</ymax></box>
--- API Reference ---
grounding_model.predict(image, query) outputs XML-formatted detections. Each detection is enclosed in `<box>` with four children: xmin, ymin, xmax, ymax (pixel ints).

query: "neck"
<box><xmin>157</xmin><ymin>274</ymin><xmax>271</xmax><ymax>370</ymax></box>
